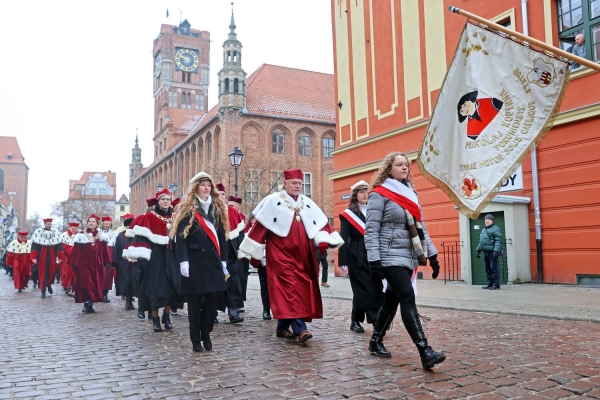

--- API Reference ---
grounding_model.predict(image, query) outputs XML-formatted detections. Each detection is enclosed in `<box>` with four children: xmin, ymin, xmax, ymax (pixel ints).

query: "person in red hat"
<box><xmin>31</xmin><ymin>218</ymin><xmax>64</xmax><ymax>298</ymax></box>
<box><xmin>127</xmin><ymin>188</ymin><xmax>180</xmax><ymax>333</ymax></box>
<box><xmin>60</xmin><ymin>222</ymin><xmax>80</xmax><ymax>295</ymax></box>
<box><xmin>240</xmin><ymin>168</ymin><xmax>344</xmax><ymax>344</ymax></box>
<box><xmin>69</xmin><ymin>214</ymin><xmax>112</xmax><ymax>313</ymax></box>
<box><xmin>6</xmin><ymin>231</ymin><xmax>32</xmax><ymax>293</ymax></box>
<box><xmin>111</xmin><ymin>213</ymin><xmax>136</xmax><ymax>310</ymax></box>
<box><xmin>99</xmin><ymin>216</ymin><xmax>115</xmax><ymax>303</ymax></box>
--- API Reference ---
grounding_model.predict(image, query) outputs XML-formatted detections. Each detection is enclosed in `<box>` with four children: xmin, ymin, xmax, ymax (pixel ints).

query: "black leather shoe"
<box><xmin>482</xmin><ymin>286</ymin><xmax>492</xmax><ymax>289</ymax></box>
<box><xmin>350</xmin><ymin>321</ymin><xmax>356</xmax><ymax>331</ymax></box>
<box><xmin>162</xmin><ymin>312</ymin><xmax>172</xmax><ymax>330</ymax></box>
<box><xmin>18</xmin><ymin>289</ymin><xmax>22</xmax><ymax>293</ymax></box>
<box><xmin>102</xmin><ymin>294</ymin><xmax>110</xmax><ymax>303</ymax></box>
<box><xmin>192</xmin><ymin>342</ymin><xmax>204</xmax><ymax>352</ymax></box>
<box><xmin>229</xmin><ymin>315</ymin><xmax>244</xmax><ymax>323</ymax></box>
<box><xmin>152</xmin><ymin>317</ymin><xmax>162</xmax><ymax>332</ymax></box>
<box><xmin>238</xmin><ymin>308</ymin><xmax>245</xmax><ymax>313</ymax></box>
<box><xmin>137</xmin><ymin>311</ymin><xmax>145</xmax><ymax>319</ymax></box>
<box><xmin>41</xmin><ymin>291</ymin><xmax>46</xmax><ymax>299</ymax></box>
<box><xmin>82</xmin><ymin>305</ymin><xmax>95</xmax><ymax>313</ymax></box>
<box><xmin>201</xmin><ymin>333</ymin><xmax>212</xmax><ymax>350</ymax></box>
<box><xmin>353</xmin><ymin>322</ymin><xmax>365</xmax><ymax>333</ymax></box>
<box><xmin>369</xmin><ymin>309</ymin><xmax>395</xmax><ymax>358</ymax></box>
<box><xmin>170</xmin><ymin>310</ymin><xmax>178</xmax><ymax>316</ymax></box>
<box><xmin>489</xmin><ymin>286</ymin><xmax>501</xmax><ymax>290</ymax></box>
<box><xmin>262</xmin><ymin>310</ymin><xmax>272</xmax><ymax>320</ymax></box>
<box><xmin>47</xmin><ymin>286</ymin><xmax>53</xmax><ymax>294</ymax></box>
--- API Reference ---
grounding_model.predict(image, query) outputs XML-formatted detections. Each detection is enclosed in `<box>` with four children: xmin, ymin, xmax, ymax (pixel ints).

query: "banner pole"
<box><xmin>448</xmin><ymin>6</ymin><xmax>600</xmax><ymax>72</ymax></box>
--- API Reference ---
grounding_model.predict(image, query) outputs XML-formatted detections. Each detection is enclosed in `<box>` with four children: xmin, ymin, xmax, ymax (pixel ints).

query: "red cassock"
<box><xmin>30</xmin><ymin>228</ymin><xmax>63</xmax><ymax>292</ymax></box>
<box><xmin>239</xmin><ymin>191</ymin><xmax>344</xmax><ymax>321</ymax></box>
<box><xmin>6</xmin><ymin>240</ymin><xmax>32</xmax><ymax>290</ymax></box>
<box><xmin>68</xmin><ymin>230</ymin><xmax>111</xmax><ymax>303</ymax></box>
<box><xmin>60</xmin><ymin>231</ymin><xmax>76</xmax><ymax>290</ymax></box>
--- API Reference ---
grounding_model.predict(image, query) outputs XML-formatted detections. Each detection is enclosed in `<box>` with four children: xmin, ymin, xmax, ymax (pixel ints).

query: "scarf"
<box><xmin>372</xmin><ymin>178</ymin><xmax>428</xmax><ymax>266</ymax></box>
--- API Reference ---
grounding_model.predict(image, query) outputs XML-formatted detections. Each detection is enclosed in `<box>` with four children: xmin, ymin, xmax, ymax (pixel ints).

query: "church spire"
<box><xmin>229</xmin><ymin>3</ymin><xmax>237</xmax><ymax>39</ymax></box>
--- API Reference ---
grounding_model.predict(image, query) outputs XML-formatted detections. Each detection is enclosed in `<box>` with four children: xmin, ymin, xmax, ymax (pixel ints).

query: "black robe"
<box><xmin>112</xmin><ymin>231</ymin><xmax>132</xmax><ymax>297</ymax></box>
<box><xmin>339</xmin><ymin>209</ymin><xmax>384</xmax><ymax>322</ymax></box>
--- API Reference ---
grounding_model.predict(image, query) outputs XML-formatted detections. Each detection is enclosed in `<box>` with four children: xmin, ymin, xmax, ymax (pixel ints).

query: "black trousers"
<box><xmin>186</xmin><ymin>293</ymin><xmax>216</xmax><ymax>343</ymax></box>
<box><xmin>381</xmin><ymin>266</ymin><xmax>417</xmax><ymax>317</ymax></box>
<box><xmin>318</xmin><ymin>258</ymin><xmax>328</xmax><ymax>283</ymax></box>
<box><xmin>257</xmin><ymin>266</ymin><xmax>270</xmax><ymax>312</ymax></box>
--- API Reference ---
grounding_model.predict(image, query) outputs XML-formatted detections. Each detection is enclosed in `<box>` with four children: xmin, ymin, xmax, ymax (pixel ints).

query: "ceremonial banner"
<box><xmin>417</xmin><ymin>22</ymin><xmax>569</xmax><ymax>218</ymax></box>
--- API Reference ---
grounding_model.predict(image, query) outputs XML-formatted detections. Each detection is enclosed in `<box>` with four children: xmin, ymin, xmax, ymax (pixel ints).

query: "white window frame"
<box><xmin>302</xmin><ymin>172</ymin><xmax>312</xmax><ymax>198</ymax></box>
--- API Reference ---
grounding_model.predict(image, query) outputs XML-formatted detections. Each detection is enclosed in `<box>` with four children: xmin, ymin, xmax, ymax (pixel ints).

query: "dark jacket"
<box><xmin>338</xmin><ymin>209</ymin><xmax>367</xmax><ymax>268</ymax></box>
<box><xmin>176</xmin><ymin>203</ymin><xmax>227</xmax><ymax>295</ymax></box>
<box><xmin>476</xmin><ymin>223</ymin><xmax>502</xmax><ymax>253</ymax></box>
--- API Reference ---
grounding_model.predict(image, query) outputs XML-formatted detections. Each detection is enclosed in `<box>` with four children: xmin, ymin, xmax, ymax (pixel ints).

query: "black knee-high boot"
<box><xmin>368</xmin><ymin>309</ymin><xmax>395</xmax><ymax>358</ymax></box>
<box><xmin>401</xmin><ymin>309</ymin><xmax>446</xmax><ymax>369</ymax></box>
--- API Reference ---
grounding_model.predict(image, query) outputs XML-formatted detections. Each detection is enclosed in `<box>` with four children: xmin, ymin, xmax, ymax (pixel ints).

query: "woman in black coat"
<box><xmin>338</xmin><ymin>180</ymin><xmax>384</xmax><ymax>333</ymax></box>
<box><xmin>171</xmin><ymin>171</ymin><xmax>229</xmax><ymax>352</ymax></box>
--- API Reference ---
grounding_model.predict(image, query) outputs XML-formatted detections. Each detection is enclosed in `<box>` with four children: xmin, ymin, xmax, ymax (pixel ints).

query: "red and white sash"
<box><xmin>372</xmin><ymin>179</ymin><xmax>422</xmax><ymax>221</ymax></box>
<box><xmin>340</xmin><ymin>209</ymin><xmax>365</xmax><ymax>235</ymax></box>
<box><xmin>194</xmin><ymin>212</ymin><xmax>220</xmax><ymax>257</ymax></box>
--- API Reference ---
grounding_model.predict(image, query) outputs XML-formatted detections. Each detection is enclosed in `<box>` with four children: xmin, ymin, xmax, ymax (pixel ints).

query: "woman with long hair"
<box><xmin>127</xmin><ymin>189</ymin><xmax>180</xmax><ymax>333</ymax></box>
<box><xmin>365</xmin><ymin>152</ymin><xmax>444</xmax><ymax>369</ymax></box>
<box><xmin>170</xmin><ymin>171</ymin><xmax>229</xmax><ymax>352</ymax></box>
<box><xmin>338</xmin><ymin>180</ymin><xmax>383</xmax><ymax>333</ymax></box>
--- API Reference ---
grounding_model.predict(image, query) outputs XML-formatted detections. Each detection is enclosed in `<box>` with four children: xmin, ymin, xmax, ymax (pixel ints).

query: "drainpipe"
<box><xmin>521</xmin><ymin>0</ymin><xmax>543</xmax><ymax>283</ymax></box>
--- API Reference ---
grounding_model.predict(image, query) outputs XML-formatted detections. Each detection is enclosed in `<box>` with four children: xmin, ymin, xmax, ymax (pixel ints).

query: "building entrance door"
<box><xmin>470</xmin><ymin>211</ymin><xmax>508</xmax><ymax>286</ymax></box>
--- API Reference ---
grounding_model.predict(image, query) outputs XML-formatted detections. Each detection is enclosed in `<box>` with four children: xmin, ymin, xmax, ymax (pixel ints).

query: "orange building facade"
<box><xmin>331</xmin><ymin>0</ymin><xmax>600</xmax><ymax>285</ymax></box>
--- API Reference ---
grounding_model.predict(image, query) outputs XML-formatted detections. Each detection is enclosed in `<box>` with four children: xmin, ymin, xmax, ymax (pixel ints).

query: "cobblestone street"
<box><xmin>1</xmin><ymin>273</ymin><xmax>599</xmax><ymax>399</ymax></box>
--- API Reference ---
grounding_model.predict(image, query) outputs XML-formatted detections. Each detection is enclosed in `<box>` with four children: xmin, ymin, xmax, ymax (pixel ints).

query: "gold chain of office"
<box><xmin>279</xmin><ymin>193</ymin><xmax>304</xmax><ymax>222</ymax></box>
<box><xmin>151</xmin><ymin>211</ymin><xmax>174</xmax><ymax>230</ymax></box>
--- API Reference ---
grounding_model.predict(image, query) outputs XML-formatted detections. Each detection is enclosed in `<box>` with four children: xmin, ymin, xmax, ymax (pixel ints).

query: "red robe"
<box><xmin>60</xmin><ymin>231</ymin><xmax>76</xmax><ymax>290</ymax></box>
<box><xmin>239</xmin><ymin>191</ymin><xmax>344</xmax><ymax>321</ymax></box>
<box><xmin>68</xmin><ymin>229</ymin><xmax>111</xmax><ymax>303</ymax></box>
<box><xmin>30</xmin><ymin>228</ymin><xmax>63</xmax><ymax>292</ymax></box>
<box><xmin>6</xmin><ymin>239</ymin><xmax>32</xmax><ymax>290</ymax></box>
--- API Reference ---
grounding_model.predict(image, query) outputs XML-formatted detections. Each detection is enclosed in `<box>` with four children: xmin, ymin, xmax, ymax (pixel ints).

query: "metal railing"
<box><xmin>440</xmin><ymin>241</ymin><xmax>463</xmax><ymax>284</ymax></box>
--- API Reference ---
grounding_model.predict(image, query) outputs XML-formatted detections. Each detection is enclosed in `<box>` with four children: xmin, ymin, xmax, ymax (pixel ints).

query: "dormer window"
<box><xmin>7</xmin><ymin>153</ymin><xmax>13</xmax><ymax>160</ymax></box>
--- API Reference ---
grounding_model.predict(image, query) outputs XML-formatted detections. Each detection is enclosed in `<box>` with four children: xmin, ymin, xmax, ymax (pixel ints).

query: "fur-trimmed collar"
<box><xmin>251</xmin><ymin>191</ymin><xmax>328</xmax><ymax>239</ymax></box>
<box><xmin>73</xmin><ymin>231</ymin><xmax>99</xmax><ymax>244</ymax></box>
<box><xmin>61</xmin><ymin>231</ymin><xmax>76</xmax><ymax>246</ymax></box>
<box><xmin>31</xmin><ymin>228</ymin><xmax>62</xmax><ymax>245</ymax></box>
<box><xmin>7</xmin><ymin>239</ymin><xmax>31</xmax><ymax>253</ymax></box>
<box><xmin>131</xmin><ymin>212</ymin><xmax>171</xmax><ymax>245</ymax></box>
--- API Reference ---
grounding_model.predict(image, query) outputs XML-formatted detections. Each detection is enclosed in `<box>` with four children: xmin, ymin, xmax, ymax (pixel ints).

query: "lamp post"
<box><xmin>228</xmin><ymin>147</ymin><xmax>244</xmax><ymax>197</ymax></box>
<box><xmin>168</xmin><ymin>182</ymin><xmax>178</xmax><ymax>195</ymax></box>
<box><xmin>156</xmin><ymin>182</ymin><xmax>163</xmax><ymax>192</ymax></box>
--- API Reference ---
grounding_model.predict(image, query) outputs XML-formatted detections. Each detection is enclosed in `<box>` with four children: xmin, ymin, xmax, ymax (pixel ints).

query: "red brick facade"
<box><xmin>0</xmin><ymin>136</ymin><xmax>29</xmax><ymax>229</ymax></box>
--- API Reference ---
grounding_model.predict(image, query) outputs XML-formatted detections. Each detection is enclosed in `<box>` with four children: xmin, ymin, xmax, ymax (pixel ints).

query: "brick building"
<box><xmin>130</xmin><ymin>13</ymin><xmax>336</xmax><ymax>220</ymax></box>
<box><xmin>0</xmin><ymin>136</ymin><xmax>28</xmax><ymax>238</ymax></box>
<box><xmin>330</xmin><ymin>0</ymin><xmax>600</xmax><ymax>285</ymax></box>
<box><xmin>60</xmin><ymin>171</ymin><xmax>117</xmax><ymax>228</ymax></box>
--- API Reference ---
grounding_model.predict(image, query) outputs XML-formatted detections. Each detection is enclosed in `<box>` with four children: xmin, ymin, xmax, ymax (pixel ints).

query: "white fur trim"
<box><xmin>313</xmin><ymin>231</ymin><xmax>344</xmax><ymax>250</ymax></box>
<box><xmin>239</xmin><ymin>236</ymin><xmax>265</xmax><ymax>260</ymax></box>
<box><xmin>132</xmin><ymin>225</ymin><xmax>170</xmax><ymax>245</ymax></box>
<box><xmin>32</xmin><ymin>228</ymin><xmax>62</xmax><ymax>245</ymax></box>
<box><xmin>125</xmin><ymin>246</ymin><xmax>152</xmax><ymax>261</ymax></box>
<box><xmin>125</xmin><ymin>229</ymin><xmax>135</xmax><ymax>238</ymax></box>
<box><xmin>6</xmin><ymin>240</ymin><xmax>31</xmax><ymax>253</ymax></box>
<box><xmin>98</xmin><ymin>231</ymin><xmax>112</xmax><ymax>243</ymax></box>
<box><xmin>122</xmin><ymin>249</ymin><xmax>129</xmax><ymax>259</ymax></box>
<box><xmin>237</xmin><ymin>249</ymin><xmax>251</xmax><ymax>260</ymax></box>
<box><xmin>61</xmin><ymin>231</ymin><xmax>76</xmax><ymax>246</ymax></box>
<box><xmin>228</xmin><ymin>220</ymin><xmax>246</xmax><ymax>240</ymax></box>
<box><xmin>73</xmin><ymin>233</ymin><xmax>93</xmax><ymax>244</ymax></box>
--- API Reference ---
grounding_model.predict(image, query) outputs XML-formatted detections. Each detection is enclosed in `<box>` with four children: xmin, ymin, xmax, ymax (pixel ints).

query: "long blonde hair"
<box><xmin>169</xmin><ymin>179</ymin><xmax>230</xmax><ymax>239</ymax></box>
<box><xmin>371</xmin><ymin>152</ymin><xmax>414</xmax><ymax>188</ymax></box>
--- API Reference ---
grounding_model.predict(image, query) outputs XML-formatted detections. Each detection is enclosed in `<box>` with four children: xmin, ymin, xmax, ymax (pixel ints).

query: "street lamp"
<box><xmin>228</xmin><ymin>147</ymin><xmax>244</xmax><ymax>197</ymax></box>
<box><xmin>168</xmin><ymin>182</ymin><xmax>178</xmax><ymax>194</ymax></box>
<box><xmin>156</xmin><ymin>182</ymin><xmax>163</xmax><ymax>192</ymax></box>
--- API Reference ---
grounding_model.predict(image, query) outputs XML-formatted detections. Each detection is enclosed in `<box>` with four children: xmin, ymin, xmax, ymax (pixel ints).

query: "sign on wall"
<box><xmin>498</xmin><ymin>166</ymin><xmax>523</xmax><ymax>193</ymax></box>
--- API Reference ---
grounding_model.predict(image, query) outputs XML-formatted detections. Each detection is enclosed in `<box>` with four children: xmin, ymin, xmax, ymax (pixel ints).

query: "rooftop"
<box><xmin>0</xmin><ymin>136</ymin><xmax>27</xmax><ymax>165</ymax></box>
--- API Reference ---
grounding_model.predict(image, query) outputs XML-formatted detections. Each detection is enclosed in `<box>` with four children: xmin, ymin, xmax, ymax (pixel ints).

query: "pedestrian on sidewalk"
<box><xmin>171</xmin><ymin>172</ymin><xmax>229</xmax><ymax>352</ymax></box>
<box><xmin>240</xmin><ymin>168</ymin><xmax>344</xmax><ymax>344</ymax></box>
<box><xmin>127</xmin><ymin>189</ymin><xmax>179</xmax><ymax>333</ymax></box>
<box><xmin>476</xmin><ymin>214</ymin><xmax>502</xmax><ymax>290</ymax></box>
<box><xmin>338</xmin><ymin>180</ymin><xmax>384</xmax><ymax>334</ymax></box>
<box><xmin>69</xmin><ymin>214</ymin><xmax>111</xmax><ymax>313</ymax></box>
<box><xmin>365</xmin><ymin>152</ymin><xmax>445</xmax><ymax>369</ymax></box>
<box><xmin>314</xmin><ymin>241</ymin><xmax>330</xmax><ymax>287</ymax></box>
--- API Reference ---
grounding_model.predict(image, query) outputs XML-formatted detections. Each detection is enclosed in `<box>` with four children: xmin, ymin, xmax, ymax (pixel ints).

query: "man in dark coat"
<box><xmin>112</xmin><ymin>214</ymin><xmax>136</xmax><ymax>310</ymax></box>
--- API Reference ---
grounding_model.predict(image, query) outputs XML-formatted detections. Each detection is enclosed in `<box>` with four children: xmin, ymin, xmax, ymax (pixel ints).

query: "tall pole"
<box><xmin>234</xmin><ymin>166</ymin><xmax>239</xmax><ymax>197</ymax></box>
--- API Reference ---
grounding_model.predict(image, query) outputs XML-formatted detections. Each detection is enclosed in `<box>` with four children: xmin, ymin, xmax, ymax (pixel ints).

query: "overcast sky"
<box><xmin>0</xmin><ymin>0</ymin><xmax>334</xmax><ymax>220</ymax></box>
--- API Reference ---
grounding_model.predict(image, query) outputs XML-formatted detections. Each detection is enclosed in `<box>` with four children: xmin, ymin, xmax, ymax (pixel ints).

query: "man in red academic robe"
<box><xmin>100</xmin><ymin>216</ymin><xmax>115</xmax><ymax>302</ymax></box>
<box><xmin>61</xmin><ymin>222</ymin><xmax>80</xmax><ymax>294</ymax></box>
<box><xmin>31</xmin><ymin>218</ymin><xmax>64</xmax><ymax>298</ymax></box>
<box><xmin>6</xmin><ymin>231</ymin><xmax>32</xmax><ymax>293</ymax></box>
<box><xmin>239</xmin><ymin>168</ymin><xmax>344</xmax><ymax>343</ymax></box>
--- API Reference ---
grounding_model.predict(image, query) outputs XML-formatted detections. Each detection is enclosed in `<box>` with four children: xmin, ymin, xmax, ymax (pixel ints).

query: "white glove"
<box><xmin>340</xmin><ymin>265</ymin><xmax>348</xmax><ymax>271</ymax></box>
<box><xmin>180</xmin><ymin>261</ymin><xmax>190</xmax><ymax>277</ymax></box>
<box><xmin>221</xmin><ymin>261</ymin><xmax>228</xmax><ymax>276</ymax></box>
<box><xmin>261</xmin><ymin>258</ymin><xmax>266</xmax><ymax>267</ymax></box>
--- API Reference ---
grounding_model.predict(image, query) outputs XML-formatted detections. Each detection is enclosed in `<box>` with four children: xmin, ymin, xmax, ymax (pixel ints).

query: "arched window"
<box><xmin>207</xmin><ymin>134</ymin><xmax>213</xmax><ymax>161</ymax></box>
<box><xmin>224</xmin><ymin>78</ymin><xmax>230</xmax><ymax>93</ymax></box>
<box><xmin>298</xmin><ymin>134</ymin><xmax>311</xmax><ymax>156</ymax></box>
<box><xmin>0</xmin><ymin>169</ymin><xmax>4</xmax><ymax>191</ymax></box>
<box><xmin>272</xmin><ymin>132</ymin><xmax>285</xmax><ymax>154</ymax></box>
<box><xmin>323</xmin><ymin>135</ymin><xmax>335</xmax><ymax>158</ymax></box>
<box><xmin>234</xmin><ymin>78</ymin><xmax>239</xmax><ymax>93</ymax></box>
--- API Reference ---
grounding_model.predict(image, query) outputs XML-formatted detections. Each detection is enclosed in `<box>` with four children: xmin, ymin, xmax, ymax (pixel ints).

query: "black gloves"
<box><xmin>369</xmin><ymin>260</ymin><xmax>384</xmax><ymax>281</ymax></box>
<box><xmin>429</xmin><ymin>254</ymin><xmax>440</xmax><ymax>279</ymax></box>
<box><xmin>476</xmin><ymin>251</ymin><xmax>481</xmax><ymax>259</ymax></box>
<box><xmin>493</xmin><ymin>251</ymin><xmax>500</xmax><ymax>258</ymax></box>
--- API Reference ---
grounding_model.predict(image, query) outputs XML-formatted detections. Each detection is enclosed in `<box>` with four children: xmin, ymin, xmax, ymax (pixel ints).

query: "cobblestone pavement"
<box><xmin>1</xmin><ymin>272</ymin><xmax>600</xmax><ymax>399</ymax></box>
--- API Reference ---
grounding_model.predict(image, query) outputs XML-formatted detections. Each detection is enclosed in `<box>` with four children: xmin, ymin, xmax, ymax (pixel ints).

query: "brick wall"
<box><xmin>0</xmin><ymin>162</ymin><xmax>28</xmax><ymax>228</ymax></box>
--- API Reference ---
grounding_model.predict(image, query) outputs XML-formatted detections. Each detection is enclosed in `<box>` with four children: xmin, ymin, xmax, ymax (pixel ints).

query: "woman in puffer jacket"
<box><xmin>364</xmin><ymin>151</ymin><xmax>446</xmax><ymax>370</ymax></box>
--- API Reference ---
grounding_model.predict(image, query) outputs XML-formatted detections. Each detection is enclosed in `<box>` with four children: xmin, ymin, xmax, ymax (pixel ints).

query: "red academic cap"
<box><xmin>146</xmin><ymin>196</ymin><xmax>158</xmax><ymax>207</ymax></box>
<box><xmin>101</xmin><ymin>216</ymin><xmax>112</xmax><ymax>222</ymax></box>
<box><xmin>122</xmin><ymin>213</ymin><xmax>135</xmax><ymax>220</ymax></box>
<box><xmin>68</xmin><ymin>222</ymin><xmax>80</xmax><ymax>228</ymax></box>
<box><xmin>88</xmin><ymin>214</ymin><xmax>100</xmax><ymax>222</ymax></box>
<box><xmin>215</xmin><ymin>183</ymin><xmax>226</xmax><ymax>192</ymax></box>
<box><xmin>284</xmin><ymin>169</ymin><xmax>303</xmax><ymax>180</ymax></box>
<box><xmin>155</xmin><ymin>188</ymin><xmax>172</xmax><ymax>199</ymax></box>
<box><xmin>18</xmin><ymin>231</ymin><xmax>29</xmax><ymax>237</ymax></box>
<box><xmin>228</xmin><ymin>195</ymin><xmax>242</xmax><ymax>204</ymax></box>
<box><xmin>171</xmin><ymin>197</ymin><xmax>182</xmax><ymax>207</ymax></box>
<box><xmin>42</xmin><ymin>218</ymin><xmax>53</xmax><ymax>223</ymax></box>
